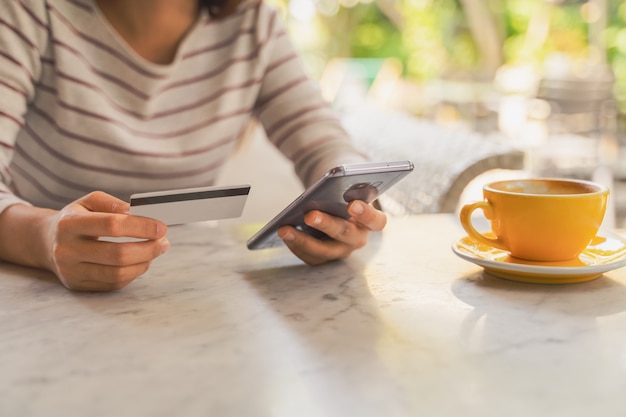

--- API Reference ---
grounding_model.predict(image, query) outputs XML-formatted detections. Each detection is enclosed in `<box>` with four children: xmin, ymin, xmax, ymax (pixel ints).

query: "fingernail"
<box><xmin>281</xmin><ymin>231</ymin><xmax>295</xmax><ymax>242</ymax></box>
<box><xmin>113</xmin><ymin>202</ymin><xmax>130</xmax><ymax>215</ymax></box>
<box><xmin>161</xmin><ymin>238</ymin><xmax>170</xmax><ymax>253</ymax></box>
<box><xmin>310</xmin><ymin>214</ymin><xmax>322</xmax><ymax>225</ymax></box>
<box><xmin>351</xmin><ymin>201</ymin><xmax>364</xmax><ymax>214</ymax></box>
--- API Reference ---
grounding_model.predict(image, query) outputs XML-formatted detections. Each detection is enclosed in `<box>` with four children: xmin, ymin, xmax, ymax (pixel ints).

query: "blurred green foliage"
<box><xmin>277</xmin><ymin>0</ymin><xmax>624</xmax><ymax>87</ymax></box>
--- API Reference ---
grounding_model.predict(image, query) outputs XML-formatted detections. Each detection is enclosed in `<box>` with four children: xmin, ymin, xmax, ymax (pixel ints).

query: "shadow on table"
<box><xmin>0</xmin><ymin>262</ymin><xmax>60</xmax><ymax>290</ymax></box>
<box><xmin>237</xmin><ymin>228</ymin><xmax>388</xmax><ymax>341</ymax></box>
<box><xmin>241</xmin><ymin>259</ymin><xmax>374</xmax><ymax>327</ymax></box>
<box><xmin>239</xmin><ymin>257</ymin><xmax>416</xmax><ymax>416</ymax></box>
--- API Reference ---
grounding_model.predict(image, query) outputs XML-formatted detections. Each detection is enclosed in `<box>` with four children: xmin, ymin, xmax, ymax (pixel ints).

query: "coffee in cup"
<box><xmin>459</xmin><ymin>178</ymin><xmax>609</xmax><ymax>262</ymax></box>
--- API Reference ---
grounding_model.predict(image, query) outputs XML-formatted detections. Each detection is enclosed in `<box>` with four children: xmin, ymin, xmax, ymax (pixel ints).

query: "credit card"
<box><xmin>130</xmin><ymin>184</ymin><xmax>250</xmax><ymax>225</ymax></box>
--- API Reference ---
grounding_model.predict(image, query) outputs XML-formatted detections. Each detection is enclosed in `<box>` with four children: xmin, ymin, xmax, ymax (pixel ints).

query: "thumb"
<box><xmin>78</xmin><ymin>191</ymin><xmax>130</xmax><ymax>214</ymax></box>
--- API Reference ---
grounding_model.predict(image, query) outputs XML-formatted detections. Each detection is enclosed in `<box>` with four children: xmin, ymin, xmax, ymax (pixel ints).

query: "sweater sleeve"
<box><xmin>0</xmin><ymin>0</ymin><xmax>50</xmax><ymax>212</ymax></box>
<box><xmin>252</xmin><ymin>4</ymin><xmax>369</xmax><ymax>187</ymax></box>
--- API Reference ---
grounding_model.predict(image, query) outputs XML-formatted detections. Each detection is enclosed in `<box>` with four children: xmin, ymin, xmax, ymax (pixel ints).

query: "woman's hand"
<box><xmin>277</xmin><ymin>200</ymin><xmax>386</xmax><ymax>265</ymax></box>
<box><xmin>45</xmin><ymin>191</ymin><xmax>169</xmax><ymax>292</ymax></box>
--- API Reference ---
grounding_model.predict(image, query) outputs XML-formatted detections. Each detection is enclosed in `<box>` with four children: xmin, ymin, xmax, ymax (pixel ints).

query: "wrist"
<box><xmin>0</xmin><ymin>204</ymin><xmax>59</xmax><ymax>271</ymax></box>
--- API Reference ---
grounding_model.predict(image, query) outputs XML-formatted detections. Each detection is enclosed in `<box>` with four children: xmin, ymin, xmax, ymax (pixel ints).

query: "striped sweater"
<box><xmin>0</xmin><ymin>0</ymin><xmax>367</xmax><ymax>213</ymax></box>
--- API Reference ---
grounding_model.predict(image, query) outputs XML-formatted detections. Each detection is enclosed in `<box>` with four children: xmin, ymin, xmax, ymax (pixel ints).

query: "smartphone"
<box><xmin>246</xmin><ymin>160</ymin><xmax>414</xmax><ymax>250</ymax></box>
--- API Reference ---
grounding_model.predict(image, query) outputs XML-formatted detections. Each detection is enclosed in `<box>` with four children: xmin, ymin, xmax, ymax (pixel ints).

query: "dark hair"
<box><xmin>199</xmin><ymin>0</ymin><xmax>238</xmax><ymax>18</ymax></box>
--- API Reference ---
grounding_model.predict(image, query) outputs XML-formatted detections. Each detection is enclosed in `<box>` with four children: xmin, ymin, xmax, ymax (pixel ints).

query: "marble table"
<box><xmin>3</xmin><ymin>214</ymin><xmax>626</xmax><ymax>417</ymax></box>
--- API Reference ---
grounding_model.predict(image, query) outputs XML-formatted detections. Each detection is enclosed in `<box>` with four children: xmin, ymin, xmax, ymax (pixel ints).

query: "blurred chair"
<box><xmin>529</xmin><ymin>72</ymin><xmax>618</xmax><ymax>179</ymax></box>
<box><xmin>341</xmin><ymin>104</ymin><xmax>525</xmax><ymax>214</ymax></box>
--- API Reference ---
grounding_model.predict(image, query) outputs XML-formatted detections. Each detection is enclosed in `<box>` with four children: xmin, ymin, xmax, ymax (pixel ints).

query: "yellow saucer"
<box><xmin>452</xmin><ymin>233</ymin><xmax>626</xmax><ymax>284</ymax></box>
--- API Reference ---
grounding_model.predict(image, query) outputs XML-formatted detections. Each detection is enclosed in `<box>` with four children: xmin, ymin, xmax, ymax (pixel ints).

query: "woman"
<box><xmin>0</xmin><ymin>0</ymin><xmax>387</xmax><ymax>291</ymax></box>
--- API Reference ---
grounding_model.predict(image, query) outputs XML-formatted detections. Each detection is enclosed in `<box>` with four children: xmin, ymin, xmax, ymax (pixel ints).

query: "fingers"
<box><xmin>52</xmin><ymin>235</ymin><xmax>170</xmax><ymax>291</ymax></box>
<box><xmin>78</xmin><ymin>191</ymin><xmax>130</xmax><ymax>214</ymax></box>
<box><xmin>57</xmin><ymin>261</ymin><xmax>155</xmax><ymax>292</ymax></box>
<box><xmin>347</xmin><ymin>200</ymin><xmax>387</xmax><ymax>231</ymax></box>
<box><xmin>279</xmin><ymin>226</ymin><xmax>348</xmax><ymax>265</ymax></box>
<box><xmin>304</xmin><ymin>201</ymin><xmax>385</xmax><ymax>246</ymax></box>
<box><xmin>50</xmin><ymin>191</ymin><xmax>170</xmax><ymax>292</ymax></box>
<box><xmin>278</xmin><ymin>201</ymin><xmax>387</xmax><ymax>265</ymax></box>
<box><xmin>59</xmin><ymin>211</ymin><xmax>167</xmax><ymax>240</ymax></box>
<box><xmin>64</xmin><ymin>191</ymin><xmax>166</xmax><ymax>240</ymax></box>
<box><xmin>54</xmin><ymin>236</ymin><xmax>170</xmax><ymax>266</ymax></box>
<box><xmin>304</xmin><ymin>211</ymin><xmax>368</xmax><ymax>249</ymax></box>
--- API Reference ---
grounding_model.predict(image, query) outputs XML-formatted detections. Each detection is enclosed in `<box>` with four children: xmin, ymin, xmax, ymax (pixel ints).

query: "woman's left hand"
<box><xmin>277</xmin><ymin>200</ymin><xmax>386</xmax><ymax>265</ymax></box>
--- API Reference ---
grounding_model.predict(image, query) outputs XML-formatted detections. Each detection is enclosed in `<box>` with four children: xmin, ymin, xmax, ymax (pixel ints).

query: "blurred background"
<box><xmin>279</xmin><ymin>0</ymin><xmax>626</xmax><ymax>217</ymax></box>
<box><xmin>224</xmin><ymin>0</ymin><xmax>626</xmax><ymax>227</ymax></box>
<box><xmin>273</xmin><ymin>0</ymin><xmax>622</xmax><ymax>114</ymax></box>
<box><xmin>271</xmin><ymin>0</ymin><xmax>624</xmax><ymax>130</ymax></box>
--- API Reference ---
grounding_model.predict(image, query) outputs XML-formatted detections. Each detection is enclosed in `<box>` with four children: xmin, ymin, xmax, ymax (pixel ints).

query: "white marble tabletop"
<box><xmin>3</xmin><ymin>214</ymin><xmax>626</xmax><ymax>417</ymax></box>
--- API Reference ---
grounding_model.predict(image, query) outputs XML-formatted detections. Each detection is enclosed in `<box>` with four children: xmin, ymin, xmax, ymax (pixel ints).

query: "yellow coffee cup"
<box><xmin>459</xmin><ymin>178</ymin><xmax>609</xmax><ymax>262</ymax></box>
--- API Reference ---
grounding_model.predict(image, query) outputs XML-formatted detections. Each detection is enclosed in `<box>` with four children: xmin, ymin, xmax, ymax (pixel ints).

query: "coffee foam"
<box><xmin>492</xmin><ymin>179</ymin><xmax>600</xmax><ymax>195</ymax></box>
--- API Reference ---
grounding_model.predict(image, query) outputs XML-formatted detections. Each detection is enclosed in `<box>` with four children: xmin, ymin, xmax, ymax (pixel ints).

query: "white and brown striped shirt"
<box><xmin>0</xmin><ymin>0</ymin><xmax>366</xmax><ymax>212</ymax></box>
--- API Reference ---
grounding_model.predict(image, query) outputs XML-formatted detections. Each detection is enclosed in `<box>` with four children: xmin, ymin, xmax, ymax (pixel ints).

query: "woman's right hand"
<box><xmin>45</xmin><ymin>191</ymin><xmax>169</xmax><ymax>292</ymax></box>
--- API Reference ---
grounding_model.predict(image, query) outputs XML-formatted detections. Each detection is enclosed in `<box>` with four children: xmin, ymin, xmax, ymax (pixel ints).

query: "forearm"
<box><xmin>0</xmin><ymin>204</ymin><xmax>57</xmax><ymax>271</ymax></box>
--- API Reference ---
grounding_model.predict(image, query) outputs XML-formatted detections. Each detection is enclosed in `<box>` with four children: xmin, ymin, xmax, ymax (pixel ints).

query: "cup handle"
<box><xmin>459</xmin><ymin>201</ymin><xmax>506</xmax><ymax>250</ymax></box>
